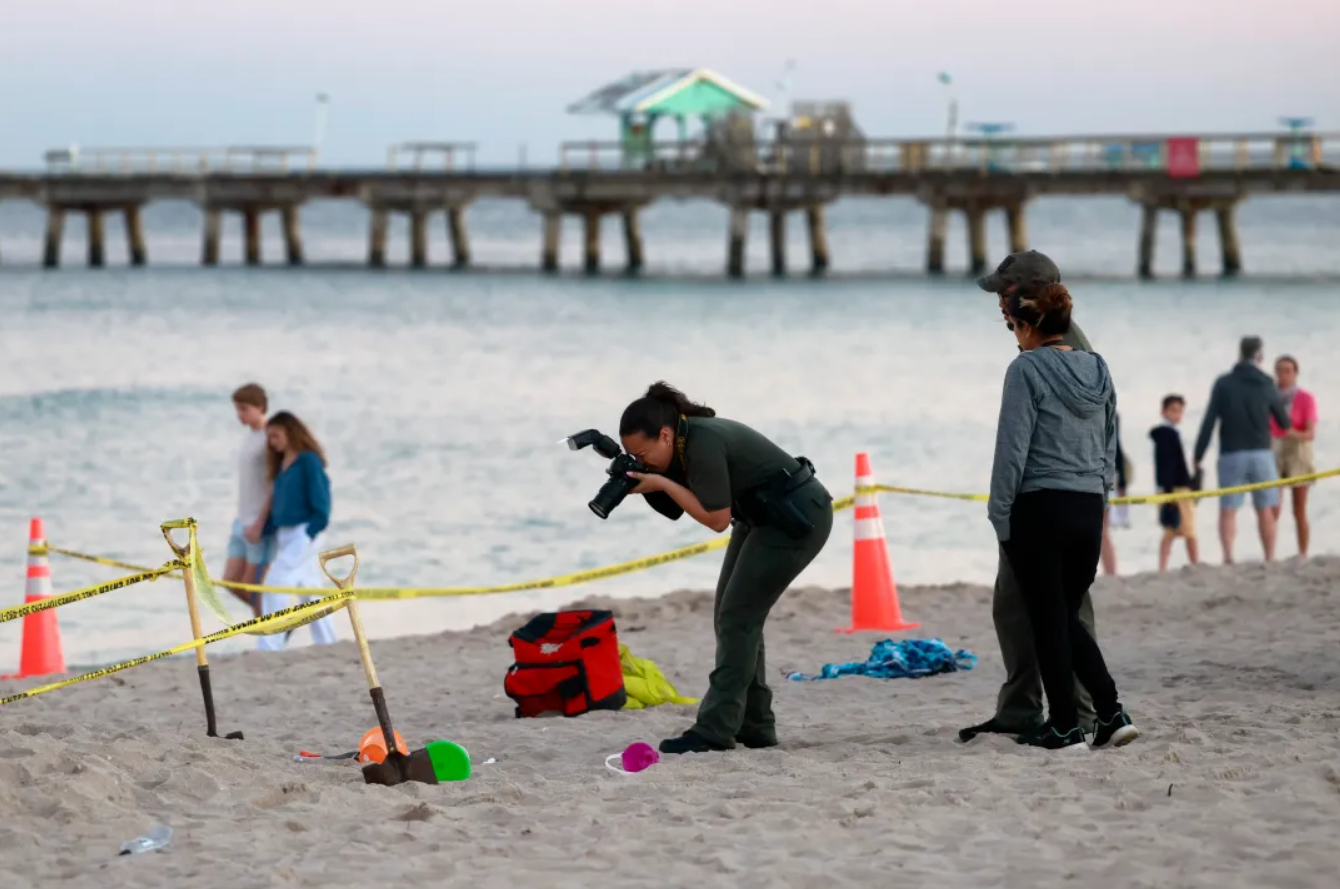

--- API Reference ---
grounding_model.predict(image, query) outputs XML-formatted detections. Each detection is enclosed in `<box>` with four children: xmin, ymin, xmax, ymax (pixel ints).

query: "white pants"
<box><xmin>256</xmin><ymin>524</ymin><xmax>339</xmax><ymax>652</ymax></box>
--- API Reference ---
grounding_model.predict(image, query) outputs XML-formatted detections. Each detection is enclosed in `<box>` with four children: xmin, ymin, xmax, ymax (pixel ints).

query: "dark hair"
<box><xmin>1239</xmin><ymin>336</ymin><xmax>1263</xmax><ymax>363</ymax></box>
<box><xmin>1276</xmin><ymin>354</ymin><xmax>1299</xmax><ymax>373</ymax></box>
<box><xmin>1161</xmin><ymin>394</ymin><xmax>1186</xmax><ymax>412</ymax></box>
<box><xmin>265</xmin><ymin>411</ymin><xmax>327</xmax><ymax>480</ymax></box>
<box><xmin>232</xmin><ymin>382</ymin><xmax>268</xmax><ymax>411</ymax></box>
<box><xmin>618</xmin><ymin>382</ymin><xmax>715</xmax><ymax>438</ymax></box>
<box><xmin>1006</xmin><ymin>280</ymin><xmax>1073</xmax><ymax>337</ymax></box>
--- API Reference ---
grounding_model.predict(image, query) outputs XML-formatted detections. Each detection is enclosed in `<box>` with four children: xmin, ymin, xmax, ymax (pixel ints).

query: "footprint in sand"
<box><xmin>251</xmin><ymin>781</ymin><xmax>320</xmax><ymax>809</ymax></box>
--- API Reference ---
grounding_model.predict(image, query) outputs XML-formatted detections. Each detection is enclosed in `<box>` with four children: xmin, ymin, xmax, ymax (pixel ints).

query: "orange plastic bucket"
<box><xmin>357</xmin><ymin>728</ymin><xmax>409</xmax><ymax>764</ymax></box>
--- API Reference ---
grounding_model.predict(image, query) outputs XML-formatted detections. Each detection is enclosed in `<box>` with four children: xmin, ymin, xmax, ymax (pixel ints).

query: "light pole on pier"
<box><xmin>312</xmin><ymin>93</ymin><xmax>330</xmax><ymax>165</ymax></box>
<box><xmin>966</xmin><ymin>121</ymin><xmax>1014</xmax><ymax>172</ymax></box>
<box><xmin>938</xmin><ymin>72</ymin><xmax>957</xmax><ymax>142</ymax></box>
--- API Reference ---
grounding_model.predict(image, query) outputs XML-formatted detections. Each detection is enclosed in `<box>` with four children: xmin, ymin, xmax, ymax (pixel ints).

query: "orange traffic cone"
<box><xmin>8</xmin><ymin>518</ymin><xmax>66</xmax><ymax>678</ymax></box>
<box><xmin>839</xmin><ymin>454</ymin><xmax>920</xmax><ymax>633</ymax></box>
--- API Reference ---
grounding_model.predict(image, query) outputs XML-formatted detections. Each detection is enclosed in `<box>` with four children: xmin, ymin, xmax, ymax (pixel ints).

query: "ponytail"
<box><xmin>618</xmin><ymin>381</ymin><xmax>715</xmax><ymax>438</ymax></box>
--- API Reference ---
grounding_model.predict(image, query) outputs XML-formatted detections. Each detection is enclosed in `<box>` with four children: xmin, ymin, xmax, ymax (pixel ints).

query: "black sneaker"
<box><xmin>658</xmin><ymin>730</ymin><xmax>732</xmax><ymax>756</ymax></box>
<box><xmin>959</xmin><ymin>717</ymin><xmax>1032</xmax><ymax>743</ymax></box>
<box><xmin>1091</xmin><ymin>708</ymin><xmax>1140</xmax><ymax>749</ymax></box>
<box><xmin>736</xmin><ymin>729</ymin><xmax>778</xmax><ymax>750</ymax></box>
<box><xmin>1017</xmin><ymin>723</ymin><xmax>1088</xmax><ymax>751</ymax></box>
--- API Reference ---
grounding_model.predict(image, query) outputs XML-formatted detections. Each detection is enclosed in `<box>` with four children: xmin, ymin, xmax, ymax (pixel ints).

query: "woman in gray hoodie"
<box><xmin>988</xmin><ymin>281</ymin><xmax>1139</xmax><ymax>752</ymax></box>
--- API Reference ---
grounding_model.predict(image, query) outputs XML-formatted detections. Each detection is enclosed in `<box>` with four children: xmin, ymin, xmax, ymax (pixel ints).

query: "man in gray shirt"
<box><xmin>960</xmin><ymin>250</ymin><xmax>1099</xmax><ymax>741</ymax></box>
<box><xmin>1193</xmin><ymin>336</ymin><xmax>1291</xmax><ymax>563</ymax></box>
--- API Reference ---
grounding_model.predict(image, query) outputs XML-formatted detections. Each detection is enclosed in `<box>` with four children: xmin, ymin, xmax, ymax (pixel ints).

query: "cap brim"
<box><xmin>976</xmin><ymin>273</ymin><xmax>1004</xmax><ymax>293</ymax></box>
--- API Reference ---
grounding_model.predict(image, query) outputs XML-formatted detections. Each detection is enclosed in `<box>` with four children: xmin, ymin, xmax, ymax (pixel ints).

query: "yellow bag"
<box><xmin>619</xmin><ymin>644</ymin><xmax>698</xmax><ymax>709</ymax></box>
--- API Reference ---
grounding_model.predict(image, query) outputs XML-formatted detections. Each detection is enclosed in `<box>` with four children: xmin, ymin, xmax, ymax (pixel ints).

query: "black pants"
<box><xmin>1001</xmin><ymin>489</ymin><xmax>1120</xmax><ymax>733</ymax></box>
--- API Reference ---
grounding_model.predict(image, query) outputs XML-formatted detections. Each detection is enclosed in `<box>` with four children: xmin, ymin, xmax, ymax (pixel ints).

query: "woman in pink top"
<box><xmin>1271</xmin><ymin>355</ymin><xmax>1318</xmax><ymax>556</ymax></box>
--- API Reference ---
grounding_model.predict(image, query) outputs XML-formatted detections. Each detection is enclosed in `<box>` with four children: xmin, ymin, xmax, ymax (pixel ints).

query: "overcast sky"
<box><xmin>1</xmin><ymin>0</ymin><xmax>1336</xmax><ymax>167</ymax></box>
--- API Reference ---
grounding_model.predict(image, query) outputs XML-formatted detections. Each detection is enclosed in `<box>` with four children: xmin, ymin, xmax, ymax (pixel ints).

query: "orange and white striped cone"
<box><xmin>7</xmin><ymin>518</ymin><xmax>66</xmax><ymax>678</ymax></box>
<box><xmin>838</xmin><ymin>454</ymin><xmax>920</xmax><ymax>633</ymax></box>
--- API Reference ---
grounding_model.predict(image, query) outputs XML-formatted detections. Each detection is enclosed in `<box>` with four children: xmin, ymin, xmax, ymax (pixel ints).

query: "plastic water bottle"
<box><xmin>119</xmin><ymin>825</ymin><xmax>172</xmax><ymax>855</ymax></box>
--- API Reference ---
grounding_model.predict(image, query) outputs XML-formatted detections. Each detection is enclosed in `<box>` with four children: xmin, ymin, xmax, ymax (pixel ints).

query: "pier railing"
<box><xmin>558</xmin><ymin>132</ymin><xmax>1340</xmax><ymax>175</ymax></box>
<box><xmin>42</xmin><ymin>146</ymin><xmax>320</xmax><ymax>175</ymax></box>
<box><xmin>385</xmin><ymin>142</ymin><xmax>478</xmax><ymax>173</ymax></box>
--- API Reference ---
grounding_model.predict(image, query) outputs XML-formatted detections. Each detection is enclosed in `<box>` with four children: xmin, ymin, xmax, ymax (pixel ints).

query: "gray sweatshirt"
<box><xmin>988</xmin><ymin>346</ymin><xmax>1117</xmax><ymax>542</ymax></box>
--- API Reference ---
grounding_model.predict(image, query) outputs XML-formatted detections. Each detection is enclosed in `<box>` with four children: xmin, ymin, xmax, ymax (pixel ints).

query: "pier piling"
<box><xmin>87</xmin><ymin>210</ymin><xmax>106</xmax><ymax>268</ymax></box>
<box><xmin>807</xmin><ymin>205</ymin><xmax>830</xmax><ymax>275</ymax></box>
<box><xmin>447</xmin><ymin>206</ymin><xmax>470</xmax><ymax>269</ymax></box>
<box><xmin>966</xmin><ymin>206</ymin><xmax>988</xmax><ymax>276</ymax></box>
<box><xmin>201</xmin><ymin>209</ymin><xmax>221</xmax><ymax>266</ymax></box>
<box><xmin>541</xmin><ymin>212</ymin><xmax>561</xmax><ymax>273</ymax></box>
<box><xmin>1005</xmin><ymin>203</ymin><xmax>1028</xmax><ymax>254</ymax></box>
<box><xmin>410</xmin><ymin>210</ymin><xmax>429</xmax><ymax>268</ymax></box>
<box><xmin>622</xmin><ymin>207</ymin><xmax>643</xmax><ymax>274</ymax></box>
<box><xmin>1138</xmin><ymin>204</ymin><xmax>1158</xmax><ymax>280</ymax></box>
<box><xmin>125</xmin><ymin>206</ymin><xmax>147</xmax><ymax>266</ymax></box>
<box><xmin>282</xmin><ymin>205</ymin><xmax>304</xmax><ymax>266</ymax></box>
<box><xmin>43</xmin><ymin>209</ymin><xmax>65</xmax><ymax>269</ymax></box>
<box><xmin>727</xmin><ymin>207</ymin><xmax>748</xmax><ymax>279</ymax></box>
<box><xmin>925</xmin><ymin>205</ymin><xmax>948</xmax><ymax>275</ymax></box>
<box><xmin>769</xmin><ymin>211</ymin><xmax>787</xmax><ymax>277</ymax></box>
<box><xmin>1216</xmin><ymin>203</ymin><xmax>1242</xmax><ymax>277</ymax></box>
<box><xmin>243</xmin><ymin>208</ymin><xmax>262</xmax><ymax>266</ymax></box>
<box><xmin>583</xmin><ymin>211</ymin><xmax>602</xmax><ymax>275</ymax></box>
<box><xmin>368</xmin><ymin>210</ymin><xmax>389</xmax><ymax>268</ymax></box>
<box><xmin>1179</xmin><ymin>205</ymin><xmax>1198</xmax><ymax>279</ymax></box>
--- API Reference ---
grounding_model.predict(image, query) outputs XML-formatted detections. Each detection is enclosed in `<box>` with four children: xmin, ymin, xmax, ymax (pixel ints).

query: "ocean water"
<box><xmin>2</xmin><ymin>194</ymin><xmax>1339</xmax><ymax>666</ymax></box>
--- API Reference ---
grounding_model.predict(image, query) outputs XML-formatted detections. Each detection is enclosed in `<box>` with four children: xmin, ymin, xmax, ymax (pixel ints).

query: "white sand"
<box><xmin>3</xmin><ymin>558</ymin><xmax>1339</xmax><ymax>888</ymax></box>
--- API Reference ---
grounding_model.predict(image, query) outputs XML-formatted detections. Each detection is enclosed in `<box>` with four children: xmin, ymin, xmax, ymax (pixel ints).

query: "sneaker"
<box><xmin>1091</xmin><ymin>708</ymin><xmax>1140</xmax><ymax>749</ymax></box>
<box><xmin>1017</xmin><ymin>723</ymin><xmax>1088</xmax><ymax>751</ymax></box>
<box><xmin>735</xmin><ymin>729</ymin><xmax>779</xmax><ymax>750</ymax></box>
<box><xmin>959</xmin><ymin>717</ymin><xmax>1032</xmax><ymax>743</ymax></box>
<box><xmin>658</xmin><ymin>730</ymin><xmax>732</xmax><ymax>756</ymax></box>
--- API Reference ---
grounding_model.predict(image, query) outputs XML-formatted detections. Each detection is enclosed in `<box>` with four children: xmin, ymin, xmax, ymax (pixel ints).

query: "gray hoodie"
<box><xmin>988</xmin><ymin>346</ymin><xmax>1117</xmax><ymax>542</ymax></box>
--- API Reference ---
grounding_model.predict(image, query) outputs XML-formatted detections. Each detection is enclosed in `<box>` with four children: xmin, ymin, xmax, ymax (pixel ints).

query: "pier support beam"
<box><xmin>202</xmin><ymin>209</ymin><xmax>221</xmax><ymax>266</ymax></box>
<box><xmin>925</xmin><ymin>205</ymin><xmax>947</xmax><ymax>275</ymax></box>
<box><xmin>583</xmin><ymin>211</ymin><xmax>602</xmax><ymax>275</ymax></box>
<box><xmin>125</xmin><ymin>206</ymin><xmax>147</xmax><ymax>266</ymax></box>
<box><xmin>727</xmin><ymin>207</ymin><xmax>748</xmax><ymax>279</ymax></box>
<box><xmin>282</xmin><ymin>205</ymin><xmax>304</xmax><ymax>266</ymax></box>
<box><xmin>43</xmin><ymin>208</ymin><xmax>65</xmax><ymax>269</ymax></box>
<box><xmin>1005</xmin><ymin>203</ymin><xmax>1028</xmax><ymax>254</ymax></box>
<box><xmin>965</xmin><ymin>206</ymin><xmax>988</xmax><ymax>277</ymax></box>
<box><xmin>243</xmin><ymin>208</ymin><xmax>262</xmax><ymax>266</ymax></box>
<box><xmin>447</xmin><ymin>206</ymin><xmax>470</xmax><ymax>269</ymax></box>
<box><xmin>1179</xmin><ymin>206</ymin><xmax>1197</xmax><ymax>279</ymax></box>
<box><xmin>410</xmin><ymin>210</ymin><xmax>428</xmax><ymax>268</ymax></box>
<box><xmin>622</xmin><ymin>208</ymin><xmax>643</xmax><ymax>274</ymax></box>
<box><xmin>368</xmin><ymin>210</ymin><xmax>389</xmax><ymax>268</ymax></box>
<box><xmin>1216</xmin><ymin>203</ymin><xmax>1242</xmax><ymax>277</ymax></box>
<box><xmin>769</xmin><ymin>211</ymin><xmax>787</xmax><ymax>277</ymax></box>
<box><xmin>1137</xmin><ymin>204</ymin><xmax>1158</xmax><ymax>280</ymax></box>
<box><xmin>541</xmin><ymin>212</ymin><xmax>560</xmax><ymax>273</ymax></box>
<box><xmin>87</xmin><ymin>210</ymin><xmax>106</xmax><ymax>268</ymax></box>
<box><xmin>806</xmin><ymin>205</ymin><xmax>830</xmax><ymax>275</ymax></box>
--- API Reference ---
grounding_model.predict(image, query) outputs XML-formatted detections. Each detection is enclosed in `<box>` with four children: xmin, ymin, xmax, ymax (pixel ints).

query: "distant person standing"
<box><xmin>960</xmin><ymin>250</ymin><xmax>1101</xmax><ymax>743</ymax></box>
<box><xmin>257</xmin><ymin>411</ymin><xmax>338</xmax><ymax>651</ymax></box>
<box><xmin>1150</xmin><ymin>395</ymin><xmax>1200</xmax><ymax>571</ymax></box>
<box><xmin>1193</xmin><ymin>336</ymin><xmax>1292</xmax><ymax>563</ymax></box>
<box><xmin>1100</xmin><ymin>414</ymin><xmax>1130</xmax><ymax>575</ymax></box>
<box><xmin>1271</xmin><ymin>355</ymin><xmax>1318</xmax><ymax>557</ymax></box>
<box><xmin>224</xmin><ymin>384</ymin><xmax>272</xmax><ymax>618</ymax></box>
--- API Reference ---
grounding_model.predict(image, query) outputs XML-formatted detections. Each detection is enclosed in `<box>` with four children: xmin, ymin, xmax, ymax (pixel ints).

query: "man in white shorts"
<box><xmin>224</xmin><ymin>383</ymin><xmax>273</xmax><ymax>616</ymax></box>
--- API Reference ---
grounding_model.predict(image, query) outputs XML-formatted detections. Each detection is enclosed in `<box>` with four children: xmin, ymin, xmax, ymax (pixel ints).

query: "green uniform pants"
<box><xmin>993</xmin><ymin>544</ymin><xmax>1098</xmax><ymax>732</ymax></box>
<box><xmin>690</xmin><ymin>484</ymin><xmax>833</xmax><ymax>747</ymax></box>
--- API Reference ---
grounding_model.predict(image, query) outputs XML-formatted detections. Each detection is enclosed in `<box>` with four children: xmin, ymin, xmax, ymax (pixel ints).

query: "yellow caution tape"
<box><xmin>0</xmin><ymin>592</ymin><xmax>352</xmax><ymax>706</ymax></box>
<box><xmin>0</xmin><ymin>561</ymin><xmax>185</xmax><ymax>625</ymax></box>
<box><xmin>29</xmin><ymin>545</ymin><xmax>180</xmax><ymax>576</ymax></box>
<box><xmin>31</xmin><ymin>466</ymin><xmax>1339</xmax><ymax>604</ymax></box>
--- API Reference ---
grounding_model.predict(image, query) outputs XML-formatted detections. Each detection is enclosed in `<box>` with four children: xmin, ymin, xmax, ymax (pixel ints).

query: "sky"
<box><xmin>1</xmin><ymin>0</ymin><xmax>1337</xmax><ymax>167</ymax></box>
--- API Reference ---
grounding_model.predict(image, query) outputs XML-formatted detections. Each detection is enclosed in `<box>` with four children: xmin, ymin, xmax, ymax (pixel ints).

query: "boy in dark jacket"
<box><xmin>1150</xmin><ymin>395</ymin><xmax>1200</xmax><ymax>570</ymax></box>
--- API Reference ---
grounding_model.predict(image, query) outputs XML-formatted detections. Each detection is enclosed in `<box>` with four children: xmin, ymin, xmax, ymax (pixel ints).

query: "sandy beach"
<box><xmin>2</xmin><ymin>557</ymin><xmax>1338</xmax><ymax>889</ymax></box>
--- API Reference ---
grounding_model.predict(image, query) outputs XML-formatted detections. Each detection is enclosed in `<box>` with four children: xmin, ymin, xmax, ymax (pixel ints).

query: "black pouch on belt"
<box><xmin>737</xmin><ymin>458</ymin><xmax>819</xmax><ymax>540</ymax></box>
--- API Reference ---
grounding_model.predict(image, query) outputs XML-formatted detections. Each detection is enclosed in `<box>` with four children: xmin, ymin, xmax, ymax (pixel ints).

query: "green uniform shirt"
<box><xmin>644</xmin><ymin>417</ymin><xmax>799</xmax><ymax>518</ymax></box>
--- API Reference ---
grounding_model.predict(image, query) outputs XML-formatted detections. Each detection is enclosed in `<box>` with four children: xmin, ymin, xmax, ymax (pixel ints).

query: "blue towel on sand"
<box><xmin>786</xmin><ymin>638</ymin><xmax>977</xmax><ymax>682</ymax></box>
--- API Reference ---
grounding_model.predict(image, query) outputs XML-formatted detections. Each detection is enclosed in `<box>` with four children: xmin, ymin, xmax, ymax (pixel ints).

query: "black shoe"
<box><xmin>1091</xmin><ymin>708</ymin><xmax>1140</xmax><ymax>749</ymax></box>
<box><xmin>959</xmin><ymin>717</ymin><xmax>1032</xmax><ymax>743</ymax></box>
<box><xmin>1016</xmin><ymin>723</ymin><xmax>1088</xmax><ymax>751</ymax></box>
<box><xmin>736</xmin><ymin>729</ymin><xmax>779</xmax><ymax>750</ymax></box>
<box><xmin>658</xmin><ymin>730</ymin><xmax>732</xmax><ymax>756</ymax></box>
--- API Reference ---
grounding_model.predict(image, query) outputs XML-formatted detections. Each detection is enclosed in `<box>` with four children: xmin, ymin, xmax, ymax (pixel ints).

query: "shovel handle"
<box><xmin>160</xmin><ymin>518</ymin><xmax>197</xmax><ymax>559</ymax></box>
<box><xmin>319</xmin><ymin>545</ymin><xmax>360</xmax><ymax>590</ymax></box>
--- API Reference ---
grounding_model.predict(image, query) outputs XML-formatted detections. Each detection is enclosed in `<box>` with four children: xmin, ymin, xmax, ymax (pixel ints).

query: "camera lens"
<box><xmin>589</xmin><ymin>473</ymin><xmax>635</xmax><ymax>520</ymax></box>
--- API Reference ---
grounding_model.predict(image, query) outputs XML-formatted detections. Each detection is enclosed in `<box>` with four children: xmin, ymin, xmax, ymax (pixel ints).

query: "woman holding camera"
<box><xmin>621</xmin><ymin>382</ymin><xmax>833</xmax><ymax>755</ymax></box>
<box><xmin>987</xmin><ymin>282</ymin><xmax>1138</xmax><ymax>751</ymax></box>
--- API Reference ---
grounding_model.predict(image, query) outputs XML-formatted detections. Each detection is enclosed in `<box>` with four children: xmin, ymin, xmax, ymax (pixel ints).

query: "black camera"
<box><xmin>564</xmin><ymin>429</ymin><xmax>646</xmax><ymax>519</ymax></box>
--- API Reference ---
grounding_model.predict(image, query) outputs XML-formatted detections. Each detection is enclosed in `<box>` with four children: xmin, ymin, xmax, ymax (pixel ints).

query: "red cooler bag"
<box><xmin>504</xmin><ymin>610</ymin><xmax>627</xmax><ymax>718</ymax></box>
